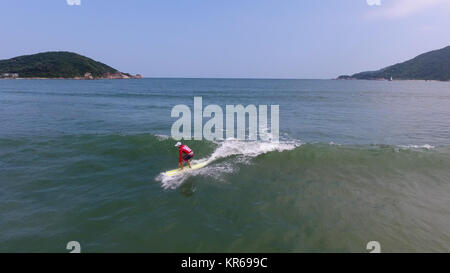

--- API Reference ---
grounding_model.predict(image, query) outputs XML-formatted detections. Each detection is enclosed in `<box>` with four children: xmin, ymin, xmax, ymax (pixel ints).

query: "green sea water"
<box><xmin>1</xmin><ymin>78</ymin><xmax>450</xmax><ymax>252</ymax></box>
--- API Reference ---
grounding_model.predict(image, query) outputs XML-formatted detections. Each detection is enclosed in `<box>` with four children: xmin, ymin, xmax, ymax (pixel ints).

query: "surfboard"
<box><xmin>164</xmin><ymin>162</ymin><xmax>208</xmax><ymax>177</ymax></box>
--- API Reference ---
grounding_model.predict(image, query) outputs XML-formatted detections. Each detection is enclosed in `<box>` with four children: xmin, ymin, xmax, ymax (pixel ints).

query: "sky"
<box><xmin>1</xmin><ymin>0</ymin><xmax>449</xmax><ymax>78</ymax></box>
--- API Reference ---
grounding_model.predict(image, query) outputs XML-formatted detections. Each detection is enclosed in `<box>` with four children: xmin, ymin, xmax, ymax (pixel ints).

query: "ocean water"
<box><xmin>1</xmin><ymin>78</ymin><xmax>450</xmax><ymax>252</ymax></box>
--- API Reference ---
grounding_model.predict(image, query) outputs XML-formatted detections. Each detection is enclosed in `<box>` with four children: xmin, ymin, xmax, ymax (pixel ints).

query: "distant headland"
<box><xmin>0</xmin><ymin>51</ymin><xmax>142</xmax><ymax>80</ymax></box>
<box><xmin>338</xmin><ymin>46</ymin><xmax>450</xmax><ymax>81</ymax></box>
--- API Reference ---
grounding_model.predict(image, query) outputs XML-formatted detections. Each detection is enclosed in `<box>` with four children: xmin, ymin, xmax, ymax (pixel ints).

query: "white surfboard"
<box><xmin>164</xmin><ymin>162</ymin><xmax>208</xmax><ymax>177</ymax></box>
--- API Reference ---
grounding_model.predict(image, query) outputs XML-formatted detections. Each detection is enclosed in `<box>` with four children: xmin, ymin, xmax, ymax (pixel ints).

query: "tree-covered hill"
<box><xmin>0</xmin><ymin>51</ymin><xmax>133</xmax><ymax>78</ymax></box>
<box><xmin>338</xmin><ymin>46</ymin><xmax>450</xmax><ymax>81</ymax></box>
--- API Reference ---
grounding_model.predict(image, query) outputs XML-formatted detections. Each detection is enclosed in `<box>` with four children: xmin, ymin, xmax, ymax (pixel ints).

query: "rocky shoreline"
<box><xmin>0</xmin><ymin>72</ymin><xmax>143</xmax><ymax>80</ymax></box>
<box><xmin>80</xmin><ymin>72</ymin><xmax>143</xmax><ymax>80</ymax></box>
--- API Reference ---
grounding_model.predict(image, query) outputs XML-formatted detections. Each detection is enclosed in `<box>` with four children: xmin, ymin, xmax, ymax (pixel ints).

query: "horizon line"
<box><xmin>137</xmin><ymin>77</ymin><xmax>336</xmax><ymax>80</ymax></box>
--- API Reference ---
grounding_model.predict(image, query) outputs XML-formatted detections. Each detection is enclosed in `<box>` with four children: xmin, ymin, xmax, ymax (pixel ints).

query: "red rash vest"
<box><xmin>179</xmin><ymin>145</ymin><xmax>193</xmax><ymax>163</ymax></box>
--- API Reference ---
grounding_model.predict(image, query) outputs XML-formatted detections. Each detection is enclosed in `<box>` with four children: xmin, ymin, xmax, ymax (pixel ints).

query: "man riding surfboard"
<box><xmin>175</xmin><ymin>142</ymin><xmax>194</xmax><ymax>170</ymax></box>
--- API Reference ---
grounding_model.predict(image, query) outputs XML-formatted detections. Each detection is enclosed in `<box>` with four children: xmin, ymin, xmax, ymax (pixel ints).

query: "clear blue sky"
<box><xmin>1</xmin><ymin>0</ymin><xmax>449</xmax><ymax>78</ymax></box>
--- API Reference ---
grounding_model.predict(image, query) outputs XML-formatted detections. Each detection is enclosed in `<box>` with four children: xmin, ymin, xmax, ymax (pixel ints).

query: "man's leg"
<box><xmin>187</xmin><ymin>160</ymin><xmax>192</xmax><ymax>168</ymax></box>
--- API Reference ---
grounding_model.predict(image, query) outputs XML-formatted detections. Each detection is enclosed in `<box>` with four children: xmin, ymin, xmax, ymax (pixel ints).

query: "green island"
<box><xmin>338</xmin><ymin>46</ymin><xmax>450</xmax><ymax>81</ymax></box>
<box><xmin>0</xmin><ymin>51</ymin><xmax>142</xmax><ymax>79</ymax></box>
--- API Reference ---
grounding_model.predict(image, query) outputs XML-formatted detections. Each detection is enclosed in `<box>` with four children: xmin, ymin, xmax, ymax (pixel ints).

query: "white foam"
<box><xmin>398</xmin><ymin>144</ymin><xmax>435</xmax><ymax>150</ymax></box>
<box><xmin>157</xmin><ymin>171</ymin><xmax>190</xmax><ymax>190</ymax></box>
<box><xmin>157</xmin><ymin>139</ymin><xmax>301</xmax><ymax>189</ymax></box>
<box><xmin>155</xmin><ymin>134</ymin><xmax>170</xmax><ymax>140</ymax></box>
<box><xmin>196</xmin><ymin>138</ymin><xmax>300</xmax><ymax>165</ymax></box>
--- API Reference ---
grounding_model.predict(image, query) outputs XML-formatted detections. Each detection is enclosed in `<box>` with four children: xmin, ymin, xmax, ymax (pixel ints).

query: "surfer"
<box><xmin>175</xmin><ymin>142</ymin><xmax>194</xmax><ymax>170</ymax></box>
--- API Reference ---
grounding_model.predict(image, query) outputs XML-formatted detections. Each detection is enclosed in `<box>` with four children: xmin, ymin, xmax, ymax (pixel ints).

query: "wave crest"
<box><xmin>157</xmin><ymin>139</ymin><xmax>301</xmax><ymax>189</ymax></box>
